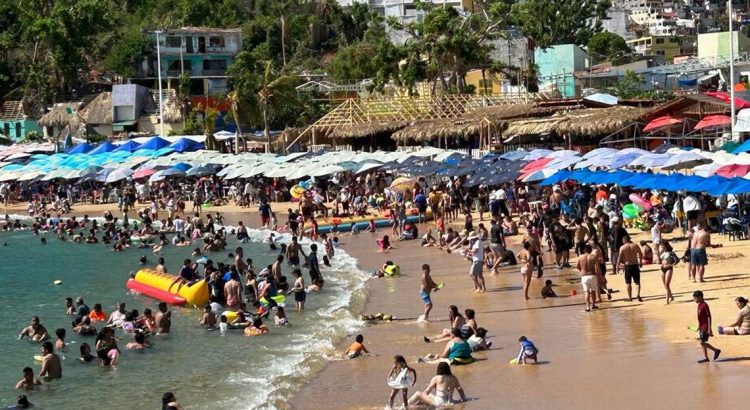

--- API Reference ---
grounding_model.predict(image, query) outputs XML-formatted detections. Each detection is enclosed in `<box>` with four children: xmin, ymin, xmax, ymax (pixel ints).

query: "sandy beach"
<box><xmin>6</xmin><ymin>200</ymin><xmax>750</xmax><ymax>409</ymax></box>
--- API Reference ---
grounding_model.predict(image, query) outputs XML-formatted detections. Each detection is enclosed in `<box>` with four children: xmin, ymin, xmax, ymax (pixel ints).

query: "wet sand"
<box><xmin>289</xmin><ymin>225</ymin><xmax>750</xmax><ymax>409</ymax></box>
<box><xmin>5</xmin><ymin>200</ymin><xmax>750</xmax><ymax>409</ymax></box>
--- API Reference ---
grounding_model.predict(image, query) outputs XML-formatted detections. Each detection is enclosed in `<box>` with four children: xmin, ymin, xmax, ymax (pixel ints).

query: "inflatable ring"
<box><xmin>628</xmin><ymin>193</ymin><xmax>653</xmax><ymax>211</ymax></box>
<box><xmin>622</xmin><ymin>203</ymin><xmax>643</xmax><ymax>219</ymax></box>
<box><xmin>290</xmin><ymin>185</ymin><xmax>305</xmax><ymax>199</ymax></box>
<box><xmin>331</xmin><ymin>218</ymin><xmax>342</xmax><ymax>225</ymax></box>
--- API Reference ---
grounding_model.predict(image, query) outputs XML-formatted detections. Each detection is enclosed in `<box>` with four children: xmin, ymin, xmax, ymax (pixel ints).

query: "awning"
<box><xmin>643</xmin><ymin>115</ymin><xmax>683</xmax><ymax>132</ymax></box>
<box><xmin>112</xmin><ymin>120</ymin><xmax>137</xmax><ymax>131</ymax></box>
<box><xmin>697</xmin><ymin>72</ymin><xmax>718</xmax><ymax>82</ymax></box>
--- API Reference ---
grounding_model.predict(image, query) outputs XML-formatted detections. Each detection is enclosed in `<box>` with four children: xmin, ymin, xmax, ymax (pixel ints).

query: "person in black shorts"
<box><xmin>618</xmin><ymin>236</ymin><xmax>643</xmax><ymax>302</ymax></box>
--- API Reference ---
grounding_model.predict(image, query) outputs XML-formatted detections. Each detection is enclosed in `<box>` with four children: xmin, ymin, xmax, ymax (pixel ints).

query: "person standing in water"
<box><xmin>576</xmin><ymin>244</ymin><xmax>600</xmax><ymax>312</ymax></box>
<box><xmin>155</xmin><ymin>302</ymin><xmax>171</xmax><ymax>334</ymax></box>
<box><xmin>38</xmin><ymin>341</ymin><xmax>61</xmax><ymax>380</ymax></box>
<box><xmin>420</xmin><ymin>264</ymin><xmax>440</xmax><ymax>321</ymax></box>
<box><xmin>517</xmin><ymin>242</ymin><xmax>532</xmax><ymax>300</ymax></box>
<box><xmin>690</xmin><ymin>223</ymin><xmax>712</xmax><ymax>283</ymax></box>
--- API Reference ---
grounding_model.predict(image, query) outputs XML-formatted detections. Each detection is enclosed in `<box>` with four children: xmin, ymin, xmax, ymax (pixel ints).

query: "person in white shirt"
<box><xmin>468</xmin><ymin>236</ymin><xmax>486</xmax><ymax>293</ymax></box>
<box><xmin>682</xmin><ymin>194</ymin><xmax>701</xmax><ymax>230</ymax></box>
<box><xmin>173</xmin><ymin>216</ymin><xmax>185</xmax><ymax>235</ymax></box>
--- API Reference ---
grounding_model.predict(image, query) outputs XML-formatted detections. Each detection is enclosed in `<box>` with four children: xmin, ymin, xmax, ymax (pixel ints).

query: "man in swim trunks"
<box><xmin>576</xmin><ymin>244</ymin><xmax>600</xmax><ymax>311</ymax></box>
<box><xmin>420</xmin><ymin>264</ymin><xmax>439</xmax><ymax>321</ymax></box>
<box><xmin>618</xmin><ymin>236</ymin><xmax>643</xmax><ymax>302</ymax></box>
<box><xmin>224</xmin><ymin>271</ymin><xmax>242</xmax><ymax>310</ymax></box>
<box><xmin>303</xmin><ymin>244</ymin><xmax>322</xmax><ymax>283</ymax></box>
<box><xmin>694</xmin><ymin>290</ymin><xmax>721</xmax><ymax>363</ymax></box>
<box><xmin>609</xmin><ymin>217</ymin><xmax>628</xmax><ymax>275</ymax></box>
<box><xmin>690</xmin><ymin>223</ymin><xmax>710</xmax><ymax>283</ymax></box>
<box><xmin>488</xmin><ymin>220</ymin><xmax>506</xmax><ymax>274</ymax></box>
<box><xmin>286</xmin><ymin>236</ymin><xmax>301</xmax><ymax>267</ymax></box>
<box><xmin>234</xmin><ymin>247</ymin><xmax>247</xmax><ymax>274</ymax></box>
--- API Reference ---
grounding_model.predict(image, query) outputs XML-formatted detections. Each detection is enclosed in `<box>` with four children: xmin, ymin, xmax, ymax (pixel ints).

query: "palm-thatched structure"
<box><xmin>503</xmin><ymin>107</ymin><xmax>651</xmax><ymax>137</ymax></box>
<box><xmin>79</xmin><ymin>92</ymin><xmax>112</xmax><ymax>125</ymax></box>
<box><xmin>38</xmin><ymin>102</ymin><xmax>85</xmax><ymax>139</ymax></box>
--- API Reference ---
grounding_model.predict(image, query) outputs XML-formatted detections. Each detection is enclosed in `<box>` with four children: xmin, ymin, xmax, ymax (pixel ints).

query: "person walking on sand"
<box><xmin>467</xmin><ymin>235</ymin><xmax>486</xmax><ymax>293</ymax></box>
<box><xmin>618</xmin><ymin>236</ymin><xmax>643</xmax><ymax>302</ymax></box>
<box><xmin>690</xmin><ymin>223</ymin><xmax>711</xmax><ymax>283</ymax></box>
<box><xmin>693</xmin><ymin>290</ymin><xmax>721</xmax><ymax>363</ymax></box>
<box><xmin>576</xmin><ymin>244</ymin><xmax>600</xmax><ymax>312</ymax></box>
<box><xmin>419</xmin><ymin>264</ymin><xmax>440</xmax><ymax>322</ymax></box>
<box><xmin>387</xmin><ymin>355</ymin><xmax>417</xmax><ymax>409</ymax></box>
<box><xmin>518</xmin><ymin>242</ymin><xmax>532</xmax><ymax>300</ymax></box>
<box><xmin>659</xmin><ymin>240</ymin><xmax>678</xmax><ymax>304</ymax></box>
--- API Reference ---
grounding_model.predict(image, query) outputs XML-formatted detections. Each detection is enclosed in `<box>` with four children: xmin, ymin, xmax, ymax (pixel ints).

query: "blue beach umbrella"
<box><xmin>168</xmin><ymin>138</ymin><xmax>204</xmax><ymax>153</ymax></box>
<box><xmin>88</xmin><ymin>141</ymin><xmax>117</xmax><ymax>155</ymax></box>
<box><xmin>131</xmin><ymin>149</ymin><xmax>156</xmax><ymax>157</ymax></box>
<box><xmin>114</xmin><ymin>140</ymin><xmax>142</xmax><ymax>153</ymax></box>
<box><xmin>138</xmin><ymin>136</ymin><xmax>171</xmax><ymax>151</ymax></box>
<box><xmin>66</xmin><ymin>143</ymin><xmax>94</xmax><ymax>154</ymax></box>
<box><xmin>152</xmin><ymin>147</ymin><xmax>176</xmax><ymax>157</ymax></box>
<box><xmin>172</xmin><ymin>162</ymin><xmax>192</xmax><ymax>172</ymax></box>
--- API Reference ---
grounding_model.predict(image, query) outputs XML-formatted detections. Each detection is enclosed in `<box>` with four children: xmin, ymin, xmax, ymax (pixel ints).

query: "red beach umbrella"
<box><xmin>643</xmin><ymin>116</ymin><xmax>683</xmax><ymax>132</ymax></box>
<box><xmin>694</xmin><ymin>115</ymin><xmax>731</xmax><ymax>131</ymax></box>
<box><xmin>716</xmin><ymin>163</ymin><xmax>750</xmax><ymax>178</ymax></box>
<box><xmin>132</xmin><ymin>167</ymin><xmax>157</xmax><ymax>179</ymax></box>
<box><xmin>521</xmin><ymin>157</ymin><xmax>553</xmax><ymax>173</ymax></box>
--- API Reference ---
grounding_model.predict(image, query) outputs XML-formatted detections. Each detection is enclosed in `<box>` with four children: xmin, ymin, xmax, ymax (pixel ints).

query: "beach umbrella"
<box><xmin>716</xmin><ymin>164</ymin><xmax>750</xmax><ymax>178</ymax></box>
<box><xmin>652</xmin><ymin>143</ymin><xmax>678</xmax><ymax>154</ymax></box>
<box><xmin>152</xmin><ymin>147</ymin><xmax>176</xmax><ymax>157</ymax></box>
<box><xmin>660</xmin><ymin>152</ymin><xmax>712</xmax><ymax>170</ymax></box>
<box><xmin>104</xmin><ymin>168</ymin><xmax>134</xmax><ymax>183</ymax></box>
<box><xmin>30</xmin><ymin>153</ymin><xmax>50</xmax><ymax>160</ymax></box>
<box><xmin>523</xmin><ymin>149</ymin><xmax>554</xmax><ymax>161</ymax></box>
<box><xmin>547</xmin><ymin>155</ymin><xmax>582</xmax><ymax>170</ymax></box>
<box><xmin>584</xmin><ymin>92</ymin><xmax>618</xmax><ymax>105</ymax></box>
<box><xmin>628</xmin><ymin>153</ymin><xmax>671</xmax><ymax>168</ymax></box>
<box><xmin>132</xmin><ymin>167</ymin><xmax>158</xmax><ymax>179</ymax></box>
<box><xmin>162</xmin><ymin>168</ymin><xmax>187</xmax><ymax>178</ymax></box>
<box><xmin>5</xmin><ymin>152</ymin><xmax>31</xmax><ymax>161</ymax></box>
<box><xmin>17</xmin><ymin>170</ymin><xmax>44</xmax><ymax>182</ymax></box>
<box><xmin>88</xmin><ymin>141</ymin><xmax>117</xmax><ymax>155</ymax></box>
<box><xmin>694</xmin><ymin>115</ymin><xmax>731</xmax><ymax>131</ymax></box>
<box><xmin>186</xmin><ymin>165</ymin><xmax>217</xmax><ymax>177</ymax></box>
<box><xmin>643</xmin><ymin>115</ymin><xmax>683</xmax><ymax>132</ymax></box>
<box><xmin>521</xmin><ymin>168</ymin><xmax>557</xmax><ymax>183</ymax></box>
<box><xmin>521</xmin><ymin>157</ymin><xmax>553</xmax><ymax>173</ymax></box>
<box><xmin>132</xmin><ymin>149</ymin><xmax>156</xmax><ymax>157</ymax></box>
<box><xmin>138</xmin><ymin>136</ymin><xmax>171</xmax><ymax>151</ymax></box>
<box><xmin>355</xmin><ymin>162</ymin><xmax>384</xmax><ymax>174</ymax></box>
<box><xmin>499</xmin><ymin>150</ymin><xmax>528</xmax><ymax>161</ymax></box>
<box><xmin>114</xmin><ymin>140</ymin><xmax>141</xmax><ymax>153</ymax></box>
<box><xmin>168</xmin><ymin>138</ymin><xmax>204</xmax><ymax>153</ymax></box>
<box><xmin>66</xmin><ymin>143</ymin><xmax>93</xmax><ymax>154</ymax></box>
<box><xmin>40</xmin><ymin>168</ymin><xmax>69</xmax><ymax>181</ymax></box>
<box><xmin>172</xmin><ymin>162</ymin><xmax>192</xmax><ymax>172</ymax></box>
<box><xmin>582</xmin><ymin>148</ymin><xmax>617</xmax><ymax>159</ymax></box>
<box><xmin>389</xmin><ymin>177</ymin><xmax>417</xmax><ymax>192</ymax></box>
<box><xmin>309</xmin><ymin>164</ymin><xmax>346</xmax><ymax>177</ymax></box>
<box><xmin>546</xmin><ymin>150</ymin><xmax>579</xmax><ymax>159</ymax></box>
<box><xmin>0</xmin><ymin>171</ymin><xmax>20</xmax><ymax>182</ymax></box>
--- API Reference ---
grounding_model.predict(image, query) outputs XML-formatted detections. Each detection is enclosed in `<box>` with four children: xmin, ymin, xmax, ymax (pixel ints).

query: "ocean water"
<box><xmin>0</xmin><ymin>226</ymin><xmax>368</xmax><ymax>409</ymax></box>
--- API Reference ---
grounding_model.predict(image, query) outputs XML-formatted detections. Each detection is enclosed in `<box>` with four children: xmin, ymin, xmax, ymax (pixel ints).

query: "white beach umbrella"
<box><xmin>309</xmin><ymin>164</ymin><xmax>345</xmax><ymax>177</ymax></box>
<box><xmin>105</xmin><ymin>168</ymin><xmax>134</xmax><ymax>183</ymax></box>
<box><xmin>17</xmin><ymin>170</ymin><xmax>44</xmax><ymax>182</ymax></box>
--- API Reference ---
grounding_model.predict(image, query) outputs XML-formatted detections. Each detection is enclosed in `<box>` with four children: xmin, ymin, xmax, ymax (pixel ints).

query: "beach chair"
<box><xmin>723</xmin><ymin>217</ymin><xmax>746</xmax><ymax>241</ymax></box>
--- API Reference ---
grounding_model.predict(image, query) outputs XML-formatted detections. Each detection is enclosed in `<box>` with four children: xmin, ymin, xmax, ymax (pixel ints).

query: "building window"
<box><xmin>166</xmin><ymin>36</ymin><xmax>182</xmax><ymax>48</ymax></box>
<box><xmin>656</xmin><ymin>50</ymin><xmax>665</xmax><ymax>55</ymax></box>
<box><xmin>669</xmin><ymin>37</ymin><xmax>679</xmax><ymax>43</ymax></box>
<box><xmin>203</xmin><ymin>59</ymin><xmax>227</xmax><ymax>71</ymax></box>
<box><xmin>209</xmin><ymin>36</ymin><xmax>225</xmax><ymax>48</ymax></box>
<box><xmin>655</xmin><ymin>38</ymin><xmax>664</xmax><ymax>44</ymax></box>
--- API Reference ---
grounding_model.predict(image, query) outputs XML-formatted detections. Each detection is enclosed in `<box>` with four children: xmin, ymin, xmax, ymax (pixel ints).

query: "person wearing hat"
<box><xmin>468</xmin><ymin>234</ymin><xmax>486</xmax><ymax>292</ymax></box>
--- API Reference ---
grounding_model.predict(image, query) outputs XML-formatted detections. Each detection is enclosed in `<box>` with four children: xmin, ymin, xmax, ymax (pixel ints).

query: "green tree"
<box><xmin>587</xmin><ymin>32</ymin><xmax>631</xmax><ymax>65</ymax></box>
<box><xmin>512</xmin><ymin>0</ymin><xmax>611</xmax><ymax>48</ymax></box>
<box><xmin>609</xmin><ymin>69</ymin><xmax>646</xmax><ymax>99</ymax></box>
<box><xmin>105</xmin><ymin>29</ymin><xmax>150</xmax><ymax>78</ymax></box>
<box><xmin>327</xmin><ymin>42</ymin><xmax>379</xmax><ymax>80</ymax></box>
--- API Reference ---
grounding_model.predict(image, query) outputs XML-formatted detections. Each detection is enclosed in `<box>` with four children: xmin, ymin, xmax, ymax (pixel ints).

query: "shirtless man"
<box><xmin>38</xmin><ymin>341</ymin><xmax>61</xmax><ymax>380</ymax></box>
<box><xmin>155</xmin><ymin>302</ymin><xmax>171</xmax><ymax>334</ymax></box>
<box><xmin>590</xmin><ymin>240</ymin><xmax>611</xmax><ymax>301</ymax></box>
<box><xmin>271</xmin><ymin>255</ymin><xmax>284</xmax><ymax>282</ymax></box>
<box><xmin>286</xmin><ymin>236</ymin><xmax>302</xmax><ymax>267</ymax></box>
<box><xmin>618</xmin><ymin>236</ymin><xmax>643</xmax><ymax>302</ymax></box>
<box><xmin>419</xmin><ymin>264</ymin><xmax>440</xmax><ymax>321</ymax></box>
<box><xmin>690</xmin><ymin>223</ymin><xmax>711</xmax><ymax>283</ymax></box>
<box><xmin>18</xmin><ymin>316</ymin><xmax>49</xmax><ymax>342</ymax></box>
<box><xmin>234</xmin><ymin>247</ymin><xmax>247</xmax><ymax>274</ymax></box>
<box><xmin>576</xmin><ymin>244</ymin><xmax>600</xmax><ymax>311</ymax></box>
<box><xmin>224</xmin><ymin>271</ymin><xmax>242</xmax><ymax>310</ymax></box>
<box><xmin>518</xmin><ymin>242</ymin><xmax>533</xmax><ymax>300</ymax></box>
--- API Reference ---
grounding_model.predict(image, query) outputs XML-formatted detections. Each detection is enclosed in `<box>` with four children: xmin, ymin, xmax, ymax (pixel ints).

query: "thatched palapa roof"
<box><xmin>79</xmin><ymin>92</ymin><xmax>112</xmax><ymax>125</ymax></box>
<box><xmin>38</xmin><ymin>103</ymin><xmax>81</xmax><ymax>127</ymax></box>
<box><xmin>503</xmin><ymin>106</ymin><xmax>650</xmax><ymax>137</ymax></box>
<box><xmin>331</xmin><ymin>121</ymin><xmax>409</xmax><ymax>139</ymax></box>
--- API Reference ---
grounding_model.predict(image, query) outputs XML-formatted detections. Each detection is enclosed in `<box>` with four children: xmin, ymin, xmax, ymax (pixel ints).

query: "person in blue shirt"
<box><xmin>515</xmin><ymin>336</ymin><xmax>539</xmax><ymax>364</ymax></box>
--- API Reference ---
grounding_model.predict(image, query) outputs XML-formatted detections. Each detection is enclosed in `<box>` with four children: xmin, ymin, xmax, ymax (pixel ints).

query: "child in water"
<box><xmin>377</xmin><ymin>235</ymin><xmax>393</xmax><ymax>252</ymax></box>
<box><xmin>541</xmin><ymin>280</ymin><xmax>557</xmax><ymax>298</ymax></box>
<box><xmin>274</xmin><ymin>307</ymin><xmax>289</xmax><ymax>326</ymax></box>
<box><xmin>515</xmin><ymin>336</ymin><xmax>539</xmax><ymax>364</ymax></box>
<box><xmin>79</xmin><ymin>343</ymin><xmax>95</xmax><ymax>362</ymax></box>
<box><xmin>345</xmin><ymin>334</ymin><xmax>370</xmax><ymax>359</ymax></box>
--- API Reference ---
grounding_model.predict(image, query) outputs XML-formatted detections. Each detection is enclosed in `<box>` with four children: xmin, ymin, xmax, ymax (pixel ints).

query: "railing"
<box><xmin>308</xmin><ymin>144</ymin><xmax>352</xmax><ymax>152</ymax></box>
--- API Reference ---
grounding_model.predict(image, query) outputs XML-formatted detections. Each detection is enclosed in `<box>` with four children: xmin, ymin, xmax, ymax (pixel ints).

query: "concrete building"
<box><xmin>132</xmin><ymin>27</ymin><xmax>242</xmax><ymax>97</ymax></box>
<box><xmin>488</xmin><ymin>29</ymin><xmax>534</xmax><ymax>71</ymax></box>
<box><xmin>626</xmin><ymin>35</ymin><xmax>694</xmax><ymax>62</ymax></box>
<box><xmin>697</xmin><ymin>30</ymin><xmax>750</xmax><ymax>62</ymax></box>
<box><xmin>535</xmin><ymin>45</ymin><xmax>589</xmax><ymax>98</ymax></box>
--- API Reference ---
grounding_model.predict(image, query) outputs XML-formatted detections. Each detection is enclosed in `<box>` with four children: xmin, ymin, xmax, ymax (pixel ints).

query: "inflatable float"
<box><xmin>309</xmin><ymin>209</ymin><xmax>432</xmax><ymax>235</ymax></box>
<box><xmin>126</xmin><ymin>269</ymin><xmax>209</xmax><ymax>307</ymax></box>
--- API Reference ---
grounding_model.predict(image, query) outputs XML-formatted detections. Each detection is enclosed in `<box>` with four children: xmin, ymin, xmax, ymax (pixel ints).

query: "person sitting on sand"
<box><xmin>421</xmin><ymin>229</ymin><xmax>437</xmax><ymax>247</ymax></box>
<box><xmin>718</xmin><ymin>297</ymin><xmax>750</xmax><ymax>335</ymax></box>
<box><xmin>377</xmin><ymin>235</ymin><xmax>393</xmax><ymax>252</ymax></box>
<box><xmin>541</xmin><ymin>280</ymin><xmax>557</xmax><ymax>298</ymax></box>
<box><xmin>502</xmin><ymin>216</ymin><xmax>518</xmax><ymax>236</ymax></box>
<box><xmin>420</xmin><ymin>328</ymin><xmax>474</xmax><ymax>365</ymax></box>
<box><xmin>345</xmin><ymin>334</ymin><xmax>370</xmax><ymax>359</ymax></box>
<box><xmin>640</xmin><ymin>240</ymin><xmax>654</xmax><ymax>265</ymax></box>
<box><xmin>408</xmin><ymin>362</ymin><xmax>466</xmax><ymax>407</ymax></box>
<box><xmin>514</xmin><ymin>336</ymin><xmax>539</xmax><ymax>365</ymax></box>
<box><xmin>424</xmin><ymin>306</ymin><xmax>467</xmax><ymax>343</ymax></box>
<box><xmin>467</xmin><ymin>328</ymin><xmax>492</xmax><ymax>351</ymax></box>
<box><xmin>18</xmin><ymin>316</ymin><xmax>49</xmax><ymax>342</ymax></box>
<box><xmin>366</xmin><ymin>219</ymin><xmax>377</xmax><ymax>233</ymax></box>
<box><xmin>125</xmin><ymin>332</ymin><xmax>149</xmax><ymax>350</ymax></box>
<box><xmin>15</xmin><ymin>367</ymin><xmax>41</xmax><ymax>390</ymax></box>
<box><xmin>200</xmin><ymin>305</ymin><xmax>217</xmax><ymax>329</ymax></box>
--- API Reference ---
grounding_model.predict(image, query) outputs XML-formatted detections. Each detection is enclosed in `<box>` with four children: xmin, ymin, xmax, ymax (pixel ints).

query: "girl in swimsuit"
<box><xmin>423</xmin><ymin>305</ymin><xmax>465</xmax><ymax>343</ymax></box>
<box><xmin>387</xmin><ymin>355</ymin><xmax>417</xmax><ymax>410</ymax></box>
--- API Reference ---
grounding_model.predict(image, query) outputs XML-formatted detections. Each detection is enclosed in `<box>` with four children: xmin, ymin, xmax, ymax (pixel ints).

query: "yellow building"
<box><xmin>465</xmin><ymin>69</ymin><xmax>502</xmax><ymax>95</ymax></box>
<box><xmin>626</xmin><ymin>35</ymin><xmax>689</xmax><ymax>63</ymax></box>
